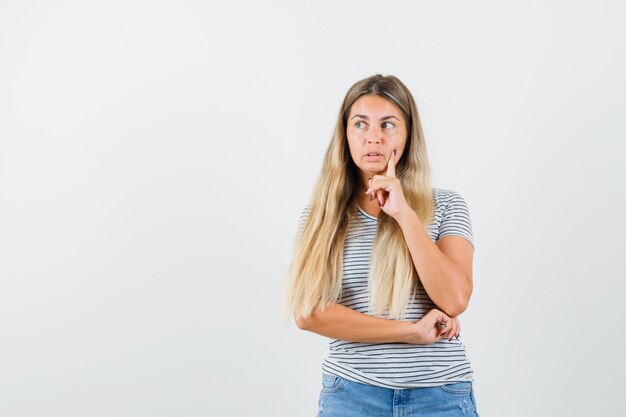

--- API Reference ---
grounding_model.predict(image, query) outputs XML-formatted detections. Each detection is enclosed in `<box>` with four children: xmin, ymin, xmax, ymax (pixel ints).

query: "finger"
<box><xmin>376</xmin><ymin>189</ymin><xmax>384</xmax><ymax>207</ymax></box>
<box><xmin>386</xmin><ymin>149</ymin><xmax>397</xmax><ymax>178</ymax></box>
<box><xmin>436</xmin><ymin>310</ymin><xmax>450</xmax><ymax>324</ymax></box>
<box><xmin>446</xmin><ymin>318</ymin><xmax>455</xmax><ymax>341</ymax></box>
<box><xmin>429</xmin><ymin>309</ymin><xmax>449</xmax><ymax>327</ymax></box>
<box><xmin>436</xmin><ymin>320</ymin><xmax>448</xmax><ymax>336</ymax></box>
<box><xmin>369</xmin><ymin>177</ymin><xmax>395</xmax><ymax>193</ymax></box>
<box><xmin>366</xmin><ymin>177</ymin><xmax>389</xmax><ymax>194</ymax></box>
<box><xmin>439</xmin><ymin>329</ymin><xmax>449</xmax><ymax>340</ymax></box>
<box><xmin>444</xmin><ymin>321</ymin><xmax>452</xmax><ymax>341</ymax></box>
<box><xmin>449</xmin><ymin>319</ymin><xmax>458</xmax><ymax>341</ymax></box>
<box><xmin>432</xmin><ymin>310</ymin><xmax>449</xmax><ymax>325</ymax></box>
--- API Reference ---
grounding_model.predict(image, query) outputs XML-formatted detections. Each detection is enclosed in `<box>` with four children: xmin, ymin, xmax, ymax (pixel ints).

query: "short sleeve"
<box><xmin>438</xmin><ymin>190</ymin><xmax>474</xmax><ymax>248</ymax></box>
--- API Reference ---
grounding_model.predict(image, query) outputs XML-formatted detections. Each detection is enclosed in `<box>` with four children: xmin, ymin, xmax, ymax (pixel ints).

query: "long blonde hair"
<box><xmin>284</xmin><ymin>74</ymin><xmax>435</xmax><ymax>320</ymax></box>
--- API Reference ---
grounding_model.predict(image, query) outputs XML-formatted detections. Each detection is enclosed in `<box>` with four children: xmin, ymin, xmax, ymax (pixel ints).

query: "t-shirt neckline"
<box><xmin>356</xmin><ymin>204</ymin><xmax>379</xmax><ymax>221</ymax></box>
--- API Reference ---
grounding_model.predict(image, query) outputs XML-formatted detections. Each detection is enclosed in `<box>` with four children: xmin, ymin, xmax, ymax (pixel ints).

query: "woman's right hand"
<box><xmin>406</xmin><ymin>309</ymin><xmax>461</xmax><ymax>344</ymax></box>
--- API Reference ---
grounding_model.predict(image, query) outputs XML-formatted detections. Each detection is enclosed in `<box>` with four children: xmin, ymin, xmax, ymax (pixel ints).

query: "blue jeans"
<box><xmin>317</xmin><ymin>374</ymin><xmax>480</xmax><ymax>417</ymax></box>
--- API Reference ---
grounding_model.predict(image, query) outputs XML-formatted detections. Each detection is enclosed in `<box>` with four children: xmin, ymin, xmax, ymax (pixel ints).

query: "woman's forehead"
<box><xmin>349</xmin><ymin>94</ymin><xmax>404</xmax><ymax>119</ymax></box>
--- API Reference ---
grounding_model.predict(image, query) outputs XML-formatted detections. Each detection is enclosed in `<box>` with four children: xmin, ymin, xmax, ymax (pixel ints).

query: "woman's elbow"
<box><xmin>442</xmin><ymin>294</ymin><xmax>471</xmax><ymax>317</ymax></box>
<box><xmin>294</xmin><ymin>304</ymin><xmax>330</xmax><ymax>330</ymax></box>
<box><xmin>443</xmin><ymin>303</ymin><xmax>467</xmax><ymax>318</ymax></box>
<box><xmin>447</xmin><ymin>285</ymin><xmax>472</xmax><ymax>317</ymax></box>
<box><xmin>295</xmin><ymin>315</ymin><xmax>312</xmax><ymax>330</ymax></box>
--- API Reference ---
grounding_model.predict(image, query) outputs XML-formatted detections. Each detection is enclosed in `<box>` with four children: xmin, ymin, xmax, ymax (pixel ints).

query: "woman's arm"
<box><xmin>295</xmin><ymin>302</ymin><xmax>458</xmax><ymax>344</ymax></box>
<box><xmin>366</xmin><ymin>152</ymin><xmax>474</xmax><ymax>318</ymax></box>
<box><xmin>395</xmin><ymin>209</ymin><xmax>473</xmax><ymax>318</ymax></box>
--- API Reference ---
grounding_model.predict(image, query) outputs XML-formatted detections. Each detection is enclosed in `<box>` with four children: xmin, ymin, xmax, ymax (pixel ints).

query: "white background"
<box><xmin>1</xmin><ymin>1</ymin><xmax>624</xmax><ymax>416</ymax></box>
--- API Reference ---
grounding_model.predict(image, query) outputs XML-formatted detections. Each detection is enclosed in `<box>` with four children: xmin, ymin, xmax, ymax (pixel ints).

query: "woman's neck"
<box><xmin>357</xmin><ymin>190</ymin><xmax>381</xmax><ymax>217</ymax></box>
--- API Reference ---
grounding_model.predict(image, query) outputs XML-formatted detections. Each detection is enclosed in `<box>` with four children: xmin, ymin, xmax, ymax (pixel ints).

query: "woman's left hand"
<box><xmin>365</xmin><ymin>149</ymin><xmax>410</xmax><ymax>219</ymax></box>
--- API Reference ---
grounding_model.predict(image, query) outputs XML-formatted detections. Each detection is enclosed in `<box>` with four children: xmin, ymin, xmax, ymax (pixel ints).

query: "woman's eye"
<box><xmin>355</xmin><ymin>121</ymin><xmax>366</xmax><ymax>129</ymax></box>
<box><xmin>382</xmin><ymin>122</ymin><xmax>394</xmax><ymax>129</ymax></box>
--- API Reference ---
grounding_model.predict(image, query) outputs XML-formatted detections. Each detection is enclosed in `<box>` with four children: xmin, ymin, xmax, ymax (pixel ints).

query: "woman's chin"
<box><xmin>359</xmin><ymin>165</ymin><xmax>385</xmax><ymax>176</ymax></box>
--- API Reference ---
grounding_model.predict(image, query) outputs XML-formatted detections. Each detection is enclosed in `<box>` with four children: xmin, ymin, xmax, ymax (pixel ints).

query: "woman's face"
<box><xmin>346</xmin><ymin>94</ymin><xmax>408</xmax><ymax>184</ymax></box>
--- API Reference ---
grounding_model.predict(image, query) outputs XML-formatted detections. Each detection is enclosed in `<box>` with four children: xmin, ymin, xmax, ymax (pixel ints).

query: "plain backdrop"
<box><xmin>1</xmin><ymin>1</ymin><xmax>624</xmax><ymax>416</ymax></box>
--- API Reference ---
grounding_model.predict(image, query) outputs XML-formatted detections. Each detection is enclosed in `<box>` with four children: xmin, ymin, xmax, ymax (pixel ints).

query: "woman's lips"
<box><xmin>364</xmin><ymin>153</ymin><xmax>384</xmax><ymax>162</ymax></box>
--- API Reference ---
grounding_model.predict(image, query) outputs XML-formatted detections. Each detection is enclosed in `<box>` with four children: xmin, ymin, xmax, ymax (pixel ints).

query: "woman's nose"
<box><xmin>366</xmin><ymin>127</ymin><xmax>382</xmax><ymax>143</ymax></box>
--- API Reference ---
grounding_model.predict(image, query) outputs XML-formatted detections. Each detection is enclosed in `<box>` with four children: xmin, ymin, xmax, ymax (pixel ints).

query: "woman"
<box><xmin>285</xmin><ymin>74</ymin><xmax>479</xmax><ymax>417</ymax></box>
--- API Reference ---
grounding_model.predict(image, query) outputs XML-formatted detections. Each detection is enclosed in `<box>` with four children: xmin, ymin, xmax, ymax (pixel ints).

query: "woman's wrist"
<box><xmin>393</xmin><ymin>204</ymin><xmax>418</xmax><ymax>228</ymax></box>
<box><xmin>396</xmin><ymin>321</ymin><xmax>425</xmax><ymax>344</ymax></box>
<box><xmin>394</xmin><ymin>320</ymin><xmax>417</xmax><ymax>343</ymax></box>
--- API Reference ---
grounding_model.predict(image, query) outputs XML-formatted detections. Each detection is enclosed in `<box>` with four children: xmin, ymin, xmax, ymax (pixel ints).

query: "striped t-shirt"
<box><xmin>297</xmin><ymin>187</ymin><xmax>475</xmax><ymax>389</ymax></box>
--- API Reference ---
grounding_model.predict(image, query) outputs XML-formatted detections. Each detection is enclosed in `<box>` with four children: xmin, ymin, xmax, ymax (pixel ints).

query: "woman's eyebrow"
<box><xmin>380</xmin><ymin>115</ymin><xmax>401</xmax><ymax>121</ymax></box>
<box><xmin>350</xmin><ymin>114</ymin><xmax>401</xmax><ymax>120</ymax></box>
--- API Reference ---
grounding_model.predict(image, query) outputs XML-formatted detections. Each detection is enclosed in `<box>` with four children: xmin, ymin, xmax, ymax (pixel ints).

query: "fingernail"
<box><xmin>377</xmin><ymin>200</ymin><xmax>381</xmax><ymax>207</ymax></box>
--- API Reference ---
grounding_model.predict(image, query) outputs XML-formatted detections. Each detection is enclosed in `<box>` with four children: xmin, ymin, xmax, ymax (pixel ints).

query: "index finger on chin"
<box><xmin>386</xmin><ymin>149</ymin><xmax>397</xmax><ymax>177</ymax></box>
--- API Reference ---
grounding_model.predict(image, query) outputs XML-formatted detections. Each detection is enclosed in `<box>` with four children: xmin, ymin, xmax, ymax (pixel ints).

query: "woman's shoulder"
<box><xmin>431</xmin><ymin>187</ymin><xmax>472</xmax><ymax>222</ymax></box>
<box><xmin>431</xmin><ymin>187</ymin><xmax>467</xmax><ymax>207</ymax></box>
<box><xmin>431</xmin><ymin>186</ymin><xmax>474</xmax><ymax>245</ymax></box>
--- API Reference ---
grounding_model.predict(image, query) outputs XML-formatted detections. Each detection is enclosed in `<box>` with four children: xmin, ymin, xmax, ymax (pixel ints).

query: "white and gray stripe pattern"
<box><xmin>297</xmin><ymin>188</ymin><xmax>475</xmax><ymax>389</ymax></box>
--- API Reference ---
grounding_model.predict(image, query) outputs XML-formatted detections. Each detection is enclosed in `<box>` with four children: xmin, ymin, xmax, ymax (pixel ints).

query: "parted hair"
<box><xmin>284</xmin><ymin>74</ymin><xmax>435</xmax><ymax>320</ymax></box>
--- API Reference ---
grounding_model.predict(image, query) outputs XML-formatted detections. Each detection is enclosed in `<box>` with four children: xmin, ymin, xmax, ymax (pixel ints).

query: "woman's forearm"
<box><xmin>395</xmin><ymin>208</ymin><xmax>472</xmax><ymax>317</ymax></box>
<box><xmin>295</xmin><ymin>302</ymin><xmax>416</xmax><ymax>343</ymax></box>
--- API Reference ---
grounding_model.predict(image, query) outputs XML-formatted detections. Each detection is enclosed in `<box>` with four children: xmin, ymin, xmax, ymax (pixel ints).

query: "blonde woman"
<box><xmin>285</xmin><ymin>74</ymin><xmax>479</xmax><ymax>417</ymax></box>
